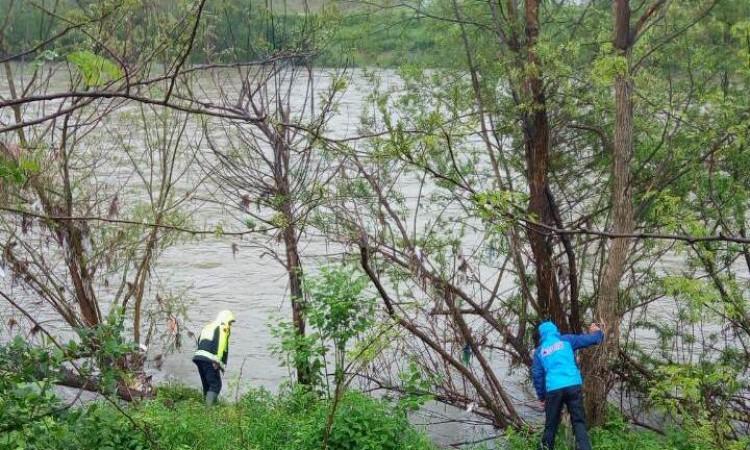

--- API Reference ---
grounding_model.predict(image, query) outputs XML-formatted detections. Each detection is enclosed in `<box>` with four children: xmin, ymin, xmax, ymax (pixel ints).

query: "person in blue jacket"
<box><xmin>532</xmin><ymin>320</ymin><xmax>604</xmax><ymax>450</ymax></box>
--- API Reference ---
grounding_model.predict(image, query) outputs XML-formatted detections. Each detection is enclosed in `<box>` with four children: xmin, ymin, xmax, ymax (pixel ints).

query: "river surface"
<box><xmin>1</xmin><ymin>66</ymin><xmax>503</xmax><ymax>446</ymax></box>
<box><xmin>147</xmin><ymin>68</ymin><xmax>505</xmax><ymax>446</ymax></box>
<box><xmin>2</xmin><ymin>64</ymin><xmax>742</xmax><ymax>447</ymax></box>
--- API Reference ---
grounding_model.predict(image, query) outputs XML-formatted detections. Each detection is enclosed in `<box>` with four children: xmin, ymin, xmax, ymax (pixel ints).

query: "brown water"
<box><xmin>3</xmin><ymin>64</ymin><xmax>738</xmax><ymax>447</ymax></box>
<box><xmin>0</xmin><ymin>65</ymin><xmax>494</xmax><ymax>445</ymax></box>
<box><xmin>142</xmin><ymin>69</ymin><xmax>504</xmax><ymax>445</ymax></box>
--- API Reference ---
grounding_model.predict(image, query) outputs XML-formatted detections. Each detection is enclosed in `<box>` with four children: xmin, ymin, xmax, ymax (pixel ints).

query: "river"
<box><xmin>147</xmin><ymin>68</ymin><xmax>506</xmax><ymax>445</ymax></box>
<box><xmin>2</xmin><ymin>63</ymin><xmax>740</xmax><ymax>447</ymax></box>
<box><xmin>1</xmin><ymin>65</ymin><xmax>505</xmax><ymax>446</ymax></box>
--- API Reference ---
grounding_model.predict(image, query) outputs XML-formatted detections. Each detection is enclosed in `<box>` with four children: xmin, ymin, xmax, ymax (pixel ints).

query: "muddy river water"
<box><xmin>2</xmin><ymin>65</ymin><xmax>735</xmax><ymax>447</ymax></box>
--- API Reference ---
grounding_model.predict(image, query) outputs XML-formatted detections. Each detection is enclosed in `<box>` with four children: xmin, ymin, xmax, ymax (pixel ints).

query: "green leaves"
<box><xmin>270</xmin><ymin>265</ymin><xmax>376</xmax><ymax>394</ymax></box>
<box><xmin>0</xmin><ymin>153</ymin><xmax>41</xmax><ymax>185</ymax></box>
<box><xmin>395</xmin><ymin>361</ymin><xmax>434</xmax><ymax>414</ymax></box>
<box><xmin>472</xmin><ymin>190</ymin><xmax>528</xmax><ymax>233</ymax></box>
<box><xmin>646</xmin><ymin>362</ymin><xmax>748</xmax><ymax>450</ymax></box>
<box><xmin>304</xmin><ymin>265</ymin><xmax>374</xmax><ymax>350</ymax></box>
<box><xmin>129</xmin><ymin>387</ymin><xmax>436</xmax><ymax>450</ymax></box>
<box><xmin>591</xmin><ymin>52</ymin><xmax>628</xmax><ymax>86</ymax></box>
<box><xmin>67</xmin><ymin>51</ymin><xmax>123</xmax><ymax>88</ymax></box>
<box><xmin>0</xmin><ymin>312</ymin><xmax>136</xmax><ymax>442</ymax></box>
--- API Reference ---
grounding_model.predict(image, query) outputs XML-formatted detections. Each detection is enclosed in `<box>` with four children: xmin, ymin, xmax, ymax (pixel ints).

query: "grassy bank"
<box><xmin>1</xmin><ymin>385</ymin><xmax>435</xmax><ymax>450</ymax></box>
<box><xmin>1</xmin><ymin>383</ymin><xmax>726</xmax><ymax>450</ymax></box>
<box><xmin>319</xmin><ymin>12</ymin><xmax>438</xmax><ymax>67</ymax></box>
<box><xmin>205</xmin><ymin>9</ymin><xmax>440</xmax><ymax>68</ymax></box>
<box><xmin>2</xmin><ymin>4</ymin><xmax>438</xmax><ymax>69</ymax></box>
<box><xmin>502</xmin><ymin>418</ymin><xmax>715</xmax><ymax>450</ymax></box>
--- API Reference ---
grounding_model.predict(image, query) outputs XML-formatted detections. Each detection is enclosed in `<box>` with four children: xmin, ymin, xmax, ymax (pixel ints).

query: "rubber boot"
<box><xmin>205</xmin><ymin>391</ymin><xmax>218</xmax><ymax>406</ymax></box>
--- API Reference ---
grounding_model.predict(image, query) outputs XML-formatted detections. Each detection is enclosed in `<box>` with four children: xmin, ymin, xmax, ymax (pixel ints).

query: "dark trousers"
<box><xmin>539</xmin><ymin>385</ymin><xmax>592</xmax><ymax>450</ymax></box>
<box><xmin>194</xmin><ymin>359</ymin><xmax>222</xmax><ymax>396</ymax></box>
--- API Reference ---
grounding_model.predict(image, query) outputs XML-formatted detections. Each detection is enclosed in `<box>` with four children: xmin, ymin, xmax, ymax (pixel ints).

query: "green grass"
<box><xmin>138</xmin><ymin>386</ymin><xmax>436</xmax><ymax>450</ymax></box>
<box><xmin>3</xmin><ymin>384</ymin><xmax>740</xmax><ymax>450</ymax></box>
<box><xmin>1</xmin><ymin>385</ymin><xmax>436</xmax><ymax>450</ymax></box>
<box><xmin>492</xmin><ymin>414</ymin><xmax>740</xmax><ymax>450</ymax></box>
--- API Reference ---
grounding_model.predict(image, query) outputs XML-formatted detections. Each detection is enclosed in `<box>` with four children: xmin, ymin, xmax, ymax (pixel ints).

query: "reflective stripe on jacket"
<box><xmin>192</xmin><ymin>321</ymin><xmax>230</xmax><ymax>369</ymax></box>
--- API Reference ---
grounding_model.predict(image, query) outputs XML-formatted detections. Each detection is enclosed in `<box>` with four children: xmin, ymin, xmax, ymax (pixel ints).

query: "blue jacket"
<box><xmin>531</xmin><ymin>321</ymin><xmax>603</xmax><ymax>400</ymax></box>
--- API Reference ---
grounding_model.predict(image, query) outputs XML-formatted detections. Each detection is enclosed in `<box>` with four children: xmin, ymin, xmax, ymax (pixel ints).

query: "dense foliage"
<box><xmin>0</xmin><ymin>0</ymin><xmax>437</xmax><ymax>67</ymax></box>
<box><xmin>1</xmin><ymin>0</ymin><xmax>750</xmax><ymax>448</ymax></box>
<box><xmin>316</xmin><ymin>0</ymin><xmax>750</xmax><ymax>443</ymax></box>
<box><xmin>2</xmin><ymin>380</ymin><xmax>737</xmax><ymax>450</ymax></box>
<box><xmin>1</xmin><ymin>382</ymin><xmax>436</xmax><ymax>450</ymax></box>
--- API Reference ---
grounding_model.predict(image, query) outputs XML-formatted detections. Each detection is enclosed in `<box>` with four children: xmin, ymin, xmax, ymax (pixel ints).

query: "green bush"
<box><xmin>496</xmin><ymin>413</ymin><xmax>740</xmax><ymax>450</ymax></box>
<box><xmin>136</xmin><ymin>386</ymin><xmax>435</xmax><ymax>450</ymax></box>
<box><xmin>318</xmin><ymin>391</ymin><xmax>433</xmax><ymax>450</ymax></box>
<box><xmin>5</xmin><ymin>379</ymin><xmax>744</xmax><ymax>450</ymax></box>
<box><xmin>0</xmin><ymin>384</ymin><xmax>435</xmax><ymax>450</ymax></box>
<box><xmin>1</xmin><ymin>403</ymin><xmax>146</xmax><ymax>450</ymax></box>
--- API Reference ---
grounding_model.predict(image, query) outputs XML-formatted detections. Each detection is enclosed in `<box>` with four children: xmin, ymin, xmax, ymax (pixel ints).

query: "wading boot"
<box><xmin>206</xmin><ymin>391</ymin><xmax>218</xmax><ymax>406</ymax></box>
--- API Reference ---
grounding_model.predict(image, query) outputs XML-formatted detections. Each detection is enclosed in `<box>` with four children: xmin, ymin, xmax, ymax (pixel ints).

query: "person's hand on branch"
<box><xmin>589</xmin><ymin>322</ymin><xmax>602</xmax><ymax>333</ymax></box>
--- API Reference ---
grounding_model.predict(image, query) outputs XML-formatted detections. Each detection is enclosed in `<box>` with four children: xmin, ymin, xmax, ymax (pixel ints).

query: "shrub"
<box><xmin>496</xmin><ymin>413</ymin><xmax>740</xmax><ymax>450</ymax></box>
<box><xmin>1</xmin><ymin>403</ymin><xmax>146</xmax><ymax>450</ymax></box>
<box><xmin>316</xmin><ymin>391</ymin><xmax>433</xmax><ymax>450</ymax></box>
<box><xmin>8</xmin><ymin>378</ymin><xmax>743</xmax><ymax>450</ymax></box>
<box><xmin>131</xmin><ymin>385</ymin><xmax>434</xmax><ymax>450</ymax></box>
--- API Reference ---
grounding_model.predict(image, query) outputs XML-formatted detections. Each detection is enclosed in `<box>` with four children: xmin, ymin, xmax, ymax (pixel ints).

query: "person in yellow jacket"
<box><xmin>192</xmin><ymin>310</ymin><xmax>235</xmax><ymax>405</ymax></box>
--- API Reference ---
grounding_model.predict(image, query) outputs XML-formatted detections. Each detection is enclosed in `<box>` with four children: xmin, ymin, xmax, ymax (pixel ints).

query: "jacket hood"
<box><xmin>217</xmin><ymin>310</ymin><xmax>235</xmax><ymax>325</ymax></box>
<box><xmin>538</xmin><ymin>321</ymin><xmax>560</xmax><ymax>340</ymax></box>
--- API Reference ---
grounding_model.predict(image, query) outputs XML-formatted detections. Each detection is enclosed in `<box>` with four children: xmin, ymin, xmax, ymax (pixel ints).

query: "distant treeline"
<box><xmin>0</xmin><ymin>0</ymin><xmax>439</xmax><ymax>67</ymax></box>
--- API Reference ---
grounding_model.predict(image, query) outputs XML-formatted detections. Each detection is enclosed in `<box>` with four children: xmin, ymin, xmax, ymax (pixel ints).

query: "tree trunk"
<box><xmin>4</xmin><ymin>62</ymin><xmax>101</xmax><ymax>329</ymax></box>
<box><xmin>131</xmin><ymin>222</ymin><xmax>160</xmax><ymax>345</ymax></box>
<box><xmin>60</xmin><ymin>114</ymin><xmax>102</xmax><ymax>327</ymax></box>
<box><xmin>275</xmin><ymin>121</ymin><xmax>310</xmax><ymax>385</ymax></box>
<box><xmin>583</xmin><ymin>0</ymin><xmax>635</xmax><ymax>426</ymax></box>
<box><xmin>522</xmin><ymin>0</ymin><xmax>568</xmax><ymax>330</ymax></box>
<box><xmin>283</xmin><ymin>219</ymin><xmax>309</xmax><ymax>385</ymax></box>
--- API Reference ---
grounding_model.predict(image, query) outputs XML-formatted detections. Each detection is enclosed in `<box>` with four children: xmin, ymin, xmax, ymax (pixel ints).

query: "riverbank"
<box><xmin>1</xmin><ymin>383</ymin><xmax>718</xmax><ymax>450</ymax></box>
<box><xmin>1</xmin><ymin>6</ymin><xmax>438</xmax><ymax>69</ymax></box>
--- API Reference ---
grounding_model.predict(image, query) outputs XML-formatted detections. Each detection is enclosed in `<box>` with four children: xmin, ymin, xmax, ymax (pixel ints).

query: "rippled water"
<box><xmin>4</xmin><ymin>64</ymin><xmax>737</xmax><ymax>447</ymax></box>
<box><xmin>144</xmin><ymin>69</ymin><xmax>493</xmax><ymax>444</ymax></box>
<box><xmin>1</xmin><ymin>66</ymin><xmax>491</xmax><ymax>444</ymax></box>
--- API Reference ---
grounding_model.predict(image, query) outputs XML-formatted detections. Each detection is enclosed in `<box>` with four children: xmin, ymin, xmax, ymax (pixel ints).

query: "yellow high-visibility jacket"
<box><xmin>192</xmin><ymin>310</ymin><xmax>233</xmax><ymax>370</ymax></box>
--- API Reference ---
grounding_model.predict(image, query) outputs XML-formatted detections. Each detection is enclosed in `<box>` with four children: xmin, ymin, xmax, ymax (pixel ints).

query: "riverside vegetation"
<box><xmin>0</xmin><ymin>370</ymin><xmax>734</xmax><ymax>450</ymax></box>
<box><xmin>0</xmin><ymin>382</ymin><xmax>735</xmax><ymax>450</ymax></box>
<box><xmin>0</xmin><ymin>291</ymin><xmax>742</xmax><ymax>450</ymax></box>
<box><xmin>2</xmin><ymin>0</ymin><xmax>750</xmax><ymax>449</ymax></box>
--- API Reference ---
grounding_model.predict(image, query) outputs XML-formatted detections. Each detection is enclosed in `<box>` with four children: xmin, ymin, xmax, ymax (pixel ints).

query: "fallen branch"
<box><xmin>56</xmin><ymin>366</ymin><xmax>154</xmax><ymax>402</ymax></box>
